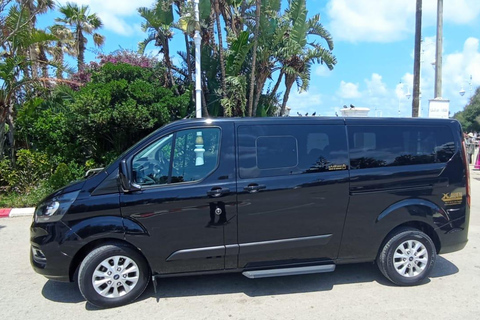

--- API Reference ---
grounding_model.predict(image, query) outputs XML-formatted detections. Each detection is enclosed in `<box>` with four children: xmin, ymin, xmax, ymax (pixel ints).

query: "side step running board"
<box><xmin>242</xmin><ymin>264</ymin><xmax>335</xmax><ymax>279</ymax></box>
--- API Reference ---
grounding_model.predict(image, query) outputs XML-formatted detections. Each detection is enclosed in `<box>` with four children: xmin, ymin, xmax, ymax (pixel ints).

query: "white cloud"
<box><xmin>315</xmin><ymin>64</ymin><xmax>332</xmax><ymax>77</ymax></box>
<box><xmin>322</xmin><ymin>39</ymin><xmax>479</xmax><ymax>117</ymax></box>
<box><xmin>57</xmin><ymin>0</ymin><xmax>154</xmax><ymax>36</ymax></box>
<box><xmin>378</xmin><ymin>37</ymin><xmax>480</xmax><ymax>116</ymax></box>
<box><xmin>326</xmin><ymin>0</ymin><xmax>480</xmax><ymax>43</ymax></box>
<box><xmin>287</xmin><ymin>88</ymin><xmax>323</xmax><ymax>116</ymax></box>
<box><xmin>332</xmin><ymin>73</ymin><xmax>413</xmax><ymax>117</ymax></box>
<box><xmin>442</xmin><ymin>37</ymin><xmax>480</xmax><ymax>106</ymax></box>
<box><xmin>326</xmin><ymin>0</ymin><xmax>413</xmax><ymax>43</ymax></box>
<box><xmin>337</xmin><ymin>81</ymin><xmax>361</xmax><ymax>98</ymax></box>
<box><xmin>441</xmin><ymin>1</ymin><xmax>480</xmax><ymax>25</ymax></box>
<box><xmin>365</xmin><ymin>73</ymin><xmax>388</xmax><ymax>96</ymax></box>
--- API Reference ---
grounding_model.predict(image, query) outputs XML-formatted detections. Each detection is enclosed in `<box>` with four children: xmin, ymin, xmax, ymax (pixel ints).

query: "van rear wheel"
<box><xmin>78</xmin><ymin>243</ymin><xmax>150</xmax><ymax>308</ymax></box>
<box><xmin>377</xmin><ymin>227</ymin><xmax>436</xmax><ymax>286</ymax></box>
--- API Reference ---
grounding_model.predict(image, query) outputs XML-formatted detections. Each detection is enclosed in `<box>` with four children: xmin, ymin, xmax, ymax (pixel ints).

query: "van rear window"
<box><xmin>348</xmin><ymin>126</ymin><xmax>456</xmax><ymax>169</ymax></box>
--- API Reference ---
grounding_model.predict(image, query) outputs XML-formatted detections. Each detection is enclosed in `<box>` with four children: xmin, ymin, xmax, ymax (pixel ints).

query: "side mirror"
<box><xmin>119</xmin><ymin>160</ymin><xmax>141</xmax><ymax>193</ymax></box>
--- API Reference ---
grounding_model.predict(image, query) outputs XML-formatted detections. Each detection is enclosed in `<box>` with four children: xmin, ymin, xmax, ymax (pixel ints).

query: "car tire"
<box><xmin>377</xmin><ymin>227</ymin><xmax>436</xmax><ymax>286</ymax></box>
<box><xmin>78</xmin><ymin>243</ymin><xmax>150</xmax><ymax>308</ymax></box>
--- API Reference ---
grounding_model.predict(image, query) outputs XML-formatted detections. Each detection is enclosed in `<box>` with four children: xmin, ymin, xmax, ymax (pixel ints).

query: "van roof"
<box><xmin>166</xmin><ymin>116</ymin><xmax>460</xmax><ymax>127</ymax></box>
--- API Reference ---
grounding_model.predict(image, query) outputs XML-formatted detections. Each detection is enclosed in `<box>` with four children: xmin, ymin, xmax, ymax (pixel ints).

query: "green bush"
<box><xmin>0</xmin><ymin>158</ymin><xmax>15</xmax><ymax>188</ymax></box>
<box><xmin>48</xmin><ymin>160</ymin><xmax>93</xmax><ymax>191</ymax></box>
<box><xmin>3</xmin><ymin>53</ymin><xmax>191</xmax><ymax>207</ymax></box>
<box><xmin>0</xmin><ymin>182</ymin><xmax>52</xmax><ymax>208</ymax></box>
<box><xmin>454</xmin><ymin>87</ymin><xmax>480</xmax><ymax>132</ymax></box>
<box><xmin>0</xmin><ymin>150</ymin><xmax>52</xmax><ymax>194</ymax></box>
<box><xmin>48</xmin><ymin>163</ymin><xmax>73</xmax><ymax>191</ymax></box>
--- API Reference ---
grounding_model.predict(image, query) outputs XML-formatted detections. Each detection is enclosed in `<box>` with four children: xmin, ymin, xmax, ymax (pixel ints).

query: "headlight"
<box><xmin>34</xmin><ymin>191</ymin><xmax>80</xmax><ymax>223</ymax></box>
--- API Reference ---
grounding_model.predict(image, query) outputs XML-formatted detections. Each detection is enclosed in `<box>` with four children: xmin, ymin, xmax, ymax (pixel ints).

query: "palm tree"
<box><xmin>247</xmin><ymin>0</ymin><xmax>283</xmax><ymax>117</ymax></box>
<box><xmin>16</xmin><ymin>0</ymin><xmax>55</xmax><ymax>78</ymax></box>
<box><xmin>247</xmin><ymin>0</ymin><xmax>261</xmax><ymax>117</ymax></box>
<box><xmin>138</xmin><ymin>2</ymin><xmax>178</xmax><ymax>90</ymax></box>
<box><xmin>47</xmin><ymin>24</ymin><xmax>76</xmax><ymax>79</ymax></box>
<box><xmin>55</xmin><ymin>3</ymin><xmax>105</xmax><ymax>71</ymax></box>
<box><xmin>0</xmin><ymin>4</ymin><xmax>55</xmax><ymax>163</ymax></box>
<box><xmin>278</xmin><ymin>0</ymin><xmax>336</xmax><ymax>116</ymax></box>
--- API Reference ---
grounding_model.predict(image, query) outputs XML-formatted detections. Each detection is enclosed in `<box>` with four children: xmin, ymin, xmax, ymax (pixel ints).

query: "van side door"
<box><xmin>236</xmin><ymin>121</ymin><xmax>349</xmax><ymax>268</ymax></box>
<box><xmin>120</xmin><ymin>122</ymin><xmax>237</xmax><ymax>274</ymax></box>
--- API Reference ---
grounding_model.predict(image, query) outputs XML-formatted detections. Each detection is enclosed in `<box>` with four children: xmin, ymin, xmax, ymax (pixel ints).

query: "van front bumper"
<box><xmin>30</xmin><ymin>221</ymin><xmax>77</xmax><ymax>282</ymax></box>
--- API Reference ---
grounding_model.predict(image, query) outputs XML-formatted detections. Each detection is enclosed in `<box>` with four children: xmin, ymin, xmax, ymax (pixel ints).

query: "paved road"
<box><xmin>1</xmin><ymin>169</ymin><xmax>479</xmax><ymax>320</ymax></box>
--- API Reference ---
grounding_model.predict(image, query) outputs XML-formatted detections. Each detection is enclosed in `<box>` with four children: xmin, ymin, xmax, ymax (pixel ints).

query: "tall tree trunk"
<box><xmin>271</xmin><ymin>71</ymin><xmax>284</xmax><ymax>99</ymax></box>
<box><xmin>29</xmin><ymin>48</ymin><xmax>39</xmax><ymax>78</ymax></box>
<box><xmin>77</xmin><ymin>28</ymin><xmax>85</xmax><ymax>71</ymax></box>
<box><xmin>247</xmin><ymin>0</ymin><xmax>261</xmax><ymax>117</ymax></box>
<box><xmin>214</xmin><ymin>0</ymin><xmax>228</xmax><ymax>115</ymax></box>
<box><xmin>185</xmin><ymin>33</ymin><xmax>192</xmax><ymax>85</ymax></box>
<box><xmin>201</xmin><ymin>74</ymin><xmax>210</xmax><ymax>117</ymax></box>
<box><xmin>0</xmin><ymin>120</ymin><xmax>5</xmax><ymax>161</ymax></box>
<box><xmin>185</xmin><ymin>33</ymin><xmax>196</xmax><ymax>114</ymax></box>
<box><xmin>27</xmin><ymin>2</ymin><xmax>39</xmax><ymax>79</ymax></box>
<box><xmin>6</xmin><ymin>104</ymin><xmax>15</xmax><ymax>167</ymax></box>
<box><xmin>38</xmin><ymin>44</ymin><xmax>49</xmax><ymax>79</ymax></box>
<box><xmin>253</xmin><ymin>72</ymin><xmax>268</xmax><ymax>116</ymax></box>
<box><xmin>201</xmin><ymin>91</ymin><xmax>209</xmax><ymax>118</ymax></box>
<box><xmin>162</xmin><ymin>38</ymin><xmax>180</xmax><ymax>96</ymax></box>
<box><xmin>280</xmin><ymin>75</ymin><xmax>295</xmax><ymax>116</ymax></box>
<box><xmin>55</xmin><ymin>42</ymin><xmax>64</xmax><ymax>79</ymax></box>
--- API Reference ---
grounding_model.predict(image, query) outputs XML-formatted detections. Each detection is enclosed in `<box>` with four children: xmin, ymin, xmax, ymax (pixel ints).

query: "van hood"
<box><xmin>50</xmin><ymin>179</ymin><xmax>86</xmax><ymax>198</ymax></box>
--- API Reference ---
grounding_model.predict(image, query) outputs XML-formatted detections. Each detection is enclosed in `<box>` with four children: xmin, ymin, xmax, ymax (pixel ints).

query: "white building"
<box><xmin>340</xmin><ymin>107</ymin><xmax>370</xmax><ymax>117</ymax></box>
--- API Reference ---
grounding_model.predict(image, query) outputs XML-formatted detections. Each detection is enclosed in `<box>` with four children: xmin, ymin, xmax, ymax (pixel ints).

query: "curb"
<box><xmin>0</xmin><ymin>207</ymin><xmax>35</xmax><ymax>218</ymax></box>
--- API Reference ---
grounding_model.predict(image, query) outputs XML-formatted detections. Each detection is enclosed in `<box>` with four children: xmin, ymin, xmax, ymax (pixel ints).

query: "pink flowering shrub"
<box><xmin>69</xmin><ymin>50</ymin><xmax>159</xmax><ymax>90</ymax></box>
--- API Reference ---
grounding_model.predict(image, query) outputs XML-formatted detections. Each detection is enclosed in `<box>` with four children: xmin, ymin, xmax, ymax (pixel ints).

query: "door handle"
<box><xmin>207</xmin><ymin>187</ymin><xmax>230</xmax><ymax>197</ymax></box>
<box><xmin>244</xmin><ymin>184</ymin><xmax>266</xmax><ymax>193</ymax></box>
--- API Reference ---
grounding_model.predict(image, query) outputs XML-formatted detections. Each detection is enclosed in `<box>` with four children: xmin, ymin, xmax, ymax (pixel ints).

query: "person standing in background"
<box><xmin>466</xmin><ymin>133</ymin><xmax>475</xmax><ymax>164</ymax></box>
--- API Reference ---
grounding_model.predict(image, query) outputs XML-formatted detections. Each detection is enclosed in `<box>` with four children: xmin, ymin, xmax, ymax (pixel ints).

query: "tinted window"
<box><xmin>171</xmin><ymin>128</ymin><xmax>220</xmax><ymax>183</ymax></box>
<box><xmin>132</xmin><ymin>134</ymin><xmax>173</xmax><ymax>185</ymax></box>
<box><xmin>238</xmin><ymin>125</ymin><xmax>348</xmax><ymax>179</ymax></box>
<box><xmin>132</xmin><ymin>128</ymin><xmax>220</xmax><ymax>186</ymax></box>
<box><xmin>348</xmin><ymin>125</ymin><xmax>456</xmax><ymax>169</ymax></box>
<box><xmin>257</xmin><ymin>136</ymin><xmax>298</xmax><ymax>169</ymax></box>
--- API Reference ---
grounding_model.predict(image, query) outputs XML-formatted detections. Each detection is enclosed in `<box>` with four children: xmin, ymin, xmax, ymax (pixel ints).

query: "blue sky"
<box><xmin>37</xmin><ymin>0</ymin><xmax>480</xmax><ymax>118</ymax></box>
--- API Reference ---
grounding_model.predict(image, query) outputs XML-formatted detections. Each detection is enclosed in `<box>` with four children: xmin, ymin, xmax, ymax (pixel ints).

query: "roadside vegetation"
<box><xmin>454</xmin><ymin>87</ymin><xmax>480</xmax><ymax>133</ymax></box>
<box><xmin>1</xmin><ymin>0</ymin><xmax>337</xmax><ymax>207</ymax></box>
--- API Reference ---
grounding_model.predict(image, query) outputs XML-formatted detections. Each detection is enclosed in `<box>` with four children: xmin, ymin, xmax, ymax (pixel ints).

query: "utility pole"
<box><xmin>434</xmin><ymin>0</ymin><xmax>443</xmax><ymax>98</ymax></box>
<box><xmin>194</xmin><ymin>0</ymin><xmax>202</xmax><ymax>118</ymax></box>
<box><xmin>428</xmin><ymin>0</ymin><xmax>449</xmax><ymax>119</ymax></box>
<box><xmin>412</xmin><ymin>0</ymin><xmax>422</xmax><ymax>117</ymax></box>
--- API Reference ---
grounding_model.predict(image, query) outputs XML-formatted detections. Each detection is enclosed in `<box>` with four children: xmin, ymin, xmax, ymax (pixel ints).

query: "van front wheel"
<box><xmin>78</xmin><ymin>244</ymin><xmax>150</xmax><ymax>308</ymax></box>
<box><xmin>377</xmin><ymin>228</ymin><xmax>436</xmax><ymax>286</ymax></box>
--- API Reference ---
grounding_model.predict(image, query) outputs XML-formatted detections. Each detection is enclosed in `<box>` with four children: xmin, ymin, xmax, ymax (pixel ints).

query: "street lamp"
<box><xmin>459</xmin><ymin>75</ymin><xmax>472</xmax><ymax>97</ymax></box>
<box><xmin>405</xmin><ymin>87</ymin><xmax>412</xmax><ymax>100</ymax></box>
<box><xmin>193</xmin><ymin>0</ymin><xmax>202</xmax><ymax>118</ymax></box>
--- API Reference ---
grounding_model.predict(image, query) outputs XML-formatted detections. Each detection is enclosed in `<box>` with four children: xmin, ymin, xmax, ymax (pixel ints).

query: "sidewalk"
<box><xmin>0</xmin><ymin>207</ymin><xmax>35</xmax><ymax>218</ymax></box>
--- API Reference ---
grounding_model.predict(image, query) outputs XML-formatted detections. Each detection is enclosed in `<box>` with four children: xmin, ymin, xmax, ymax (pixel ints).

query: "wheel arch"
<box><xmin>69</xmin><ymin>238</ymin><xmax>151</xmax><ymax>282</ymax></box>
<box><xmin>377</xmin><ymin>221</ymin><xmax>441</xmax><ymax>261</ymax></box>
<box><xmin>375</xmin><ymin>199</ymin><xmax>446</xmax><ymax>257</ymax></box>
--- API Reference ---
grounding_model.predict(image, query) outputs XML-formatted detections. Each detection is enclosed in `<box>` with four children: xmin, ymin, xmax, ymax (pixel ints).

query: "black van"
<box><xmin>31</xmin><ymin>117</ymin><xmax>470</xmax><ymax>308</ymax></box>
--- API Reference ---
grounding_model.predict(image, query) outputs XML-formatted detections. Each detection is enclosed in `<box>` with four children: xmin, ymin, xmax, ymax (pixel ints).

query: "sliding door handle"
<box><xmin>244</xmin><ymin>184</ymin><xmax>266</xmax><ymax>193</ymax></box>
<box><xmin>207</xmin><ymin>187</ymin><xmax>230</xmax><ymax>197</ymax></box>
